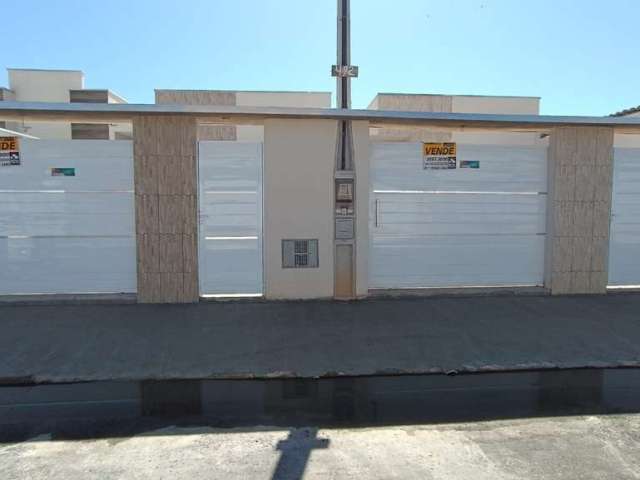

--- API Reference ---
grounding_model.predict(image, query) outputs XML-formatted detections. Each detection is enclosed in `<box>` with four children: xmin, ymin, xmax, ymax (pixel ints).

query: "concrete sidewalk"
<box><xmin>4</xmin><ymin>416</ymin><xmax>640</xmax><ymax>480</ymax></box>
<box><xmin>1</xmin><ymin>294</ymin><xmax>640</xmax><ymax>384</ymax></box>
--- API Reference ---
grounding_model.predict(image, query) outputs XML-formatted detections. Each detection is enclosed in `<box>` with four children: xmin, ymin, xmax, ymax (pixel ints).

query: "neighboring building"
<box><xmin>368</xmin><ymin>93</ymin><xmax>541</xmax><ymax>145</ymax></box>
<box><xmin>0</xmin><ymin>68</ymin><xmax>131</xmax><ymax>139</ymax></box>
<box><xmin>610</xmin><ymin>106</ymin><xmax>640</xmax><ymax>147</ymax></box>
<box><xmin>611</xmin><ymin>105</ymin><xmax>640</xmax><ymax>117</ymax></box>
<box><xmin>155</xmin><ymin>89</ymin><xmax>332</xmax><ymax>141</ymax></box>
<box><xmin>0</xmin><ymin>88</ymin><xmax>15</xmax><ymax>131</ymax></box>
<box><xmin>369</xmin><ymin>93</ymin><xmax>539</xmax><ymax>114</ymax></box>
<box><xmin>1</xmin><ymin>68</ymin><xmax>545</xmax><ymax>145</ymax></box>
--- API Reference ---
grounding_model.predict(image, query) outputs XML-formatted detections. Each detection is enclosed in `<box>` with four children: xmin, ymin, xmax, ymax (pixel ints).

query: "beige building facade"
<box><xmin>0</xmin><ymin>68</ymin><xmax>131</xmax><ymax>139</ymax></box>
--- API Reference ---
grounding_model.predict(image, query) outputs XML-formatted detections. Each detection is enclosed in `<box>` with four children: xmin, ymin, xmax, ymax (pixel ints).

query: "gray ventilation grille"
<box><xmin>282</xmin><ymin>239</ymin><xmax>319</xmax><ymax>268</ymax></box>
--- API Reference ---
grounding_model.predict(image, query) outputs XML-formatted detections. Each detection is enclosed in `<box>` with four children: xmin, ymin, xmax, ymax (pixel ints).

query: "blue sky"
<box><xmin>3</xmin><ymin>0</ymin><xmax>639</xmax><ymax>115</ymax></box>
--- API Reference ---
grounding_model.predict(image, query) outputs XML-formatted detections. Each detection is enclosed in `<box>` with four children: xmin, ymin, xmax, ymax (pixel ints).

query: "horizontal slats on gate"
<box><xmin>198</xmin><ymin>142</ymin><xmax>262</xmax><ymax>295</ymax></box>
<box><xmin>609</xmin><ymin>148</ymin><xmax>640</xmax><ymax>286</ymax></box>
<box><xmin>370</xmin><ymin>142</ymin><xmax>548</xmax><ymax>289</ymax></box>
<box><xmin>0</xmin><ymin>140</ymin><xmax>135</xmax><ymax>294</ymax></box>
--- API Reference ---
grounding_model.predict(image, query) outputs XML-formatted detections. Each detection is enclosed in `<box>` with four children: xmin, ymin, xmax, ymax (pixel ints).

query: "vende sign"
<box><xmin>0</xmin><ymin>137</ymin><xmax>17</xmax><ymax>152</ymax></box>
<box><xmin>0</xmin><ymin>136</ymin><xmax>20</xmax><ymax>166</ymax></box>
<box><xmin>422</xmin><ymin>142</ymin><xmax>457</xmax><ymax>170</ymax></box>
<box><xmin>423</xmin><ymin>142</ymin><xmax>457</xmax><ymax>157</ymax></box>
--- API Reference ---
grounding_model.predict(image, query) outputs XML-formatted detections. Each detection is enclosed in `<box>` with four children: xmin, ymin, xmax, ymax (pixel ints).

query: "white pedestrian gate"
<box><xmin>609</xmin><ymin>147</ymin><xmax>640</xmax><ymax>286</ymax></box>
<box><xmin>198</xmin><ymin>142</ymin><xmax>263</xmax><ymax>296</ymax></box>
<box><xmin>0</xmin><ymin>140</ymin><xmax>136</xmax><ymax>295</ymax></box>
<box><xmin>370</xmin><ymin>142</ymin><xmax>548</xmax><ymax>289</ymax></box>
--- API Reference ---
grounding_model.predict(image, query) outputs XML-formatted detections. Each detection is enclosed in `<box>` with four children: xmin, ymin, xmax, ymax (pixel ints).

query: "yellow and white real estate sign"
<box><xmin>0</xmin><ymin>136</ymin><xmax>20</xmax><ymax>167</ymax></box>
<box><xmin>423</xmin><ymin>142</ymin><xmax>457</xmax><ymax>170</ymax></box>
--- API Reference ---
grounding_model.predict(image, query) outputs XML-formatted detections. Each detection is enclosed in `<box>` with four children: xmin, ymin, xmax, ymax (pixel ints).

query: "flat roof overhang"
<box><xmin>2</xmin><ymin>101</ymin><xmax>640</xmax><ymax>133</ymax></box>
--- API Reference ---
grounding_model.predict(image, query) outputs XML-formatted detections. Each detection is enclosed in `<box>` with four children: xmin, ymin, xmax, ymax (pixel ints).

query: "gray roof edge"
<box><xmin>154</xmin><ymin>89</ymin><xmax>332</xmax><ymax>95</ymax></box>
<box><xmin>7</xmin><ymin>67</ymin><xmax>84</xmax><ymax>75</ymax></box>
<box><xmin>2</xmin><ymin>101</ymin><xmax>640</xmax><ymax>127</ymax></box>
<box><xmin>373</xmin><ymin>92</ymin><xmax>541</xmax><ymax>100</ymax></box>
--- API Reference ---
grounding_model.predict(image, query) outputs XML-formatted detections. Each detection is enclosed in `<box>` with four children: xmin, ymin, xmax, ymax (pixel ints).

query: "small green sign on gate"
<box><xmin>51</xmin><ymin>167</ymin><xmax>76</xmax><ymax>177</ymax></box>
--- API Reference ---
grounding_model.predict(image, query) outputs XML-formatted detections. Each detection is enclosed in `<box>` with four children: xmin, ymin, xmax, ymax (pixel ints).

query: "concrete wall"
<box><xmin>545</xmin><ymin>126</ymin><xmax>614</xmax><ymax>294</ymax></box>
<box><xmin>263</xmin><ymin>119</ymin><xmax>337</xmax><ymax>299</ymax></box>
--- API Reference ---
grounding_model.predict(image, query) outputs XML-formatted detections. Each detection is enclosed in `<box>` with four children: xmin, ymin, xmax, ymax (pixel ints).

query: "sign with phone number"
<box><xmin>0</xmin><ymin>136</ymin><xmax>20</xmax><ymax>166</ymax></box>
<box><xmin>423</xmin><ymin>142</ymin><xmax>456</xmax><ymax>170</ymax></box>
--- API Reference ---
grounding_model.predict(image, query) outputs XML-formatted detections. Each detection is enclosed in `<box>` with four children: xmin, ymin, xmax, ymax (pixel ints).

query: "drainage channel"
<box><xmin>2</xmin><ymin>368</ymin><xmax>640</xmax><ymax>442</ymax></box>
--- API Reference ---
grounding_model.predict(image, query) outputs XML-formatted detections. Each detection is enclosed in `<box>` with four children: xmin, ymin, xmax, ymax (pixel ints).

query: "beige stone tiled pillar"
<box><xmin>133</xmin><ymin>116</ymin><xmax>199</xmax><ymax>303</ymax></box>
<box><xmin>545</xmin><ymin>126</ymin><xmax>614</xmax><ymax>294</ymax></box>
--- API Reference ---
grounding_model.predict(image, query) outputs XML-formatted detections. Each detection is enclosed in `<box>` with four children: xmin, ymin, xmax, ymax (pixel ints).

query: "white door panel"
<box><xmin>609</xmin><ymin>147</ymin><xmax>640</xmax><ymax>286</ymax></box>
<box><xmin>0</xmin><ymin>192</ymin><xmax>134</xmax><ymax>237</ymax></box>
<box><xmin>370</xmin><ymin>142</ymin><xmax>548</xmax><ymax>289</ymax></box>
<box><xmin>1</xmin><ymin>237</ymin><xmax>136</xmax><ymax>295</ymax></box>
<box><xmin>371</xmin><ymin>143</ymin><xmax>547</xmax><ymax>193</ymax></box>
<box><xmin>373</xmin><ymin>194</ymin><xmax>546</xmax><ymax>235</ymax></box>
<box><xmin>0</xmin><ymin>140</ymin><xmax>135</xmax><ymax>295</ymax></box>
<box><xmin>0</xmin><ymin>140</ymin><xmax>133</xmax><ymax>191</ymax></box>
<box><xmin>370</xmin><ymin>235</ymin><xmax>545</xmax><ymax>288</ymax></box>
<box><xmin>198</xmin><ymin>142</ymin><xmax>263</xmax><ymax>295</ymax></box>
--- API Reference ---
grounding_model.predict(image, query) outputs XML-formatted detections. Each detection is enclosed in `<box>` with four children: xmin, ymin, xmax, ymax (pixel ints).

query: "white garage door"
<box><xmin>370</xmin><ymin>142</ymin><xmax>548</xmax><ymax>289</ymax></box>
<box><xmin>0</xmin><ymin>140</ymin><xmax>136</xmax><ymax>295</ymax></box>
<box><xmin>609</xmin><ymin>147</ymin><xmax>640</xmax><ymax>286</ymax></box>
<box><xmin>198</xmin><ymin>142</ymin><xmax>263</xmax><ymax>296</ymax></box>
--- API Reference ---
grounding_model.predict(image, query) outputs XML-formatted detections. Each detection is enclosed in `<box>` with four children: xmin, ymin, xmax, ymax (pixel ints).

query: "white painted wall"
<box><xmin>8</xmin><ymin>69</ymin><xmax>84</xmax><ymax>139</ymax></box>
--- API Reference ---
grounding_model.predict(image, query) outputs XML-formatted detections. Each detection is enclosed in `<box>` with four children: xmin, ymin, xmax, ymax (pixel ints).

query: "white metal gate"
<box><xmin>609</xmin><ymin>147</ymin><xmax>640</xmax><ymax>286</ymax></box>
<box><xmin>0</xmin><ymin>139</ymin><xmax>136</xmax><ymax>295</ymax></box>
<box><xmin>370</xmin><ymin>142</ymin><xmax>548</xmax><ymax>289</ymax></box>
<box><xmin>198</xmin><ymin>142</ymin><xmax>263</xmax><ymax>296</ymax></box>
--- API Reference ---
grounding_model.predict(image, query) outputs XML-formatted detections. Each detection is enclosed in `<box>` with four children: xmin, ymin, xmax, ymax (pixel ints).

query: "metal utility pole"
<box><xmin>332</xmin><ymin>0</ymin><xmax>359</xmax><ymax>298</ymax></box>
<box><xmin>332</xmin><ymin>0</ymin><xmax>358</xmax><ymax>170</ymax></box>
